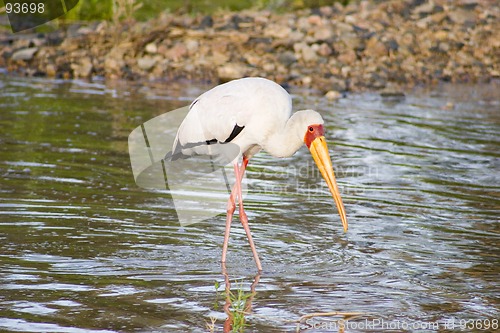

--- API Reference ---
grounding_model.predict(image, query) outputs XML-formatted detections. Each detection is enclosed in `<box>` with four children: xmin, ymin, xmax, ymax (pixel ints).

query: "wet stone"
<box><xmin>12</xmin><ymin>47</ymin><xmax>38</xmax><ymax>61</ymax></box>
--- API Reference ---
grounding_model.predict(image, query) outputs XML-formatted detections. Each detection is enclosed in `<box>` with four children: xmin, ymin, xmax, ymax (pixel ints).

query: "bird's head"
<box><xmin>296</xmin><ymin>110</ymin><xmax>348</xmax><ymax>232</ymax></box>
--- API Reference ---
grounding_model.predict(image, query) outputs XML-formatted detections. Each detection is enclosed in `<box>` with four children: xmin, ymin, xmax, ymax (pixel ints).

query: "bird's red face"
<box><xmin>304</xmin><ymin>124</ymin><xmax>348</xmax><ymax>232</ymax></box>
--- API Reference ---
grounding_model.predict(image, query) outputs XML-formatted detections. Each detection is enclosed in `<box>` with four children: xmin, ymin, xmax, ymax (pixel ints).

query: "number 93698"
<box><xmin>6</xmin><ymin>2</ymin><xmax>45</xmax><ymax>14</ymax></box>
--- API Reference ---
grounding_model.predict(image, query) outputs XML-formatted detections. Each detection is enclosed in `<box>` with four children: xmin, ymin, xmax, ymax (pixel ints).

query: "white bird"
<box><xmin>170</xmin><ymin>77</ymin><xmax>348</xmax><ymax>271</ymax></box>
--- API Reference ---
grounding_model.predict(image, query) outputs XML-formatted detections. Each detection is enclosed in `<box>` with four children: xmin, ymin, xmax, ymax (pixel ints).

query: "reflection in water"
<box><xmin>220</xmin><ymin>263</ymin><xmax>261</xmax><ymax>333</ymax></box>
<box><xmin>0</xmin><ymin>75</ymin><xmax>499</xmax><ymax>332</ymax></box>
<box><xmin>219</xmin><ymin>263</ymin><xmax>365</xmax><ymax>333</ymax></box>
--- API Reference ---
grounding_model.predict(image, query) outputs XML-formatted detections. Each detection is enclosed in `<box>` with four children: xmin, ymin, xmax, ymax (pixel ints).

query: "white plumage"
<box><xmin>172</xmin><ymin>77</ymin><xmax>323</xmax><ymax>160</ymax></box>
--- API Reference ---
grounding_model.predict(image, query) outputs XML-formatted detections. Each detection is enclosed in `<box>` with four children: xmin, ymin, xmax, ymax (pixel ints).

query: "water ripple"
<box><xmin>0</xmin><ymin>75</ymin><xmax>498</xmax><ymax>332</ymax></box>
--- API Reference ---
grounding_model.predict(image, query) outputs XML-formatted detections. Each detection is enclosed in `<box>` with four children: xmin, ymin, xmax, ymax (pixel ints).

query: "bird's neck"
<box><xmin>264</xmin><ymin>118</ymin><xmax>304</xmax><ymax>158</ymax></box>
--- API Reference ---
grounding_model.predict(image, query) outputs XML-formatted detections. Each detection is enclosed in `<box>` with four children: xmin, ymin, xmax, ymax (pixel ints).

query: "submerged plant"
<box><xmin>213</xmin><ymin>280</ymin><xmax>221</xmax><ymax>311</ymax></box>
<box><xmin>210</xmin><ymin>279</ymin><xmax>253</xmax><ymax>332</ymax></box>
<box><xmin>228</xmin><ymin>283</ymin><xmax>252</xmax><ymax>333</ymax></box>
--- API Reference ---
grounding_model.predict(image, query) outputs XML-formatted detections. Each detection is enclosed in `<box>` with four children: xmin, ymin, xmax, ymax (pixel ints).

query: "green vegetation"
<box><xmin>211</xmin><ymin>280</ymin><xmax>253</xmax><ymax>332</ymax></box>
<box><xmin>68</xmin><ymin>0</ymin><xmax>114</xmax><ymax>21</ymax></box>
<box><xmin>0</xmin><ymin>0</ymin><xmax>349</xmax><ymax>31</ymax></box>
<box><xmin>62</xmin><ymin>0</ymin><xmax>350</xmax><ymax>22</ymax></box>
<box><xmin>227</xmin><ymin>284</ymin><xmax>251</xmax><ymax>333</ymax></box>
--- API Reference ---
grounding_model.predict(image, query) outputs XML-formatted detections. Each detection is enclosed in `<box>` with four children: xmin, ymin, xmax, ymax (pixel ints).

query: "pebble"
<box><xmin>71</xmin><ymin>57</ymin><xmax>93</xmax><ymax>77</ymax></box>
<box><xmin>338</xmin><ymin>49</ymin><xmax>357</xmax><ymax>65</ymax></box>
<box><xmin>264</xmin><ymin>25</ymin><xmax>291</xmax><ymax>39</ymax></box>
<box><xmin>12</xmin><ymin>47</ymin><xmax>38</xmax><ymax>61</ymax></box>
<box><xmin>301</xmin><ymin>45</ymin><xmax>318</xmax><ymax>62</ymax></box>
<box><xmin>185</xmin><ymin>39</ymin><xmax>199</xmax><ymax>54</ymax></box>
<box><xmin>278</xmin><ymin>51</ymin><xmax>297</xmax><ymax>67</ymax></box>
<box><xmin>448</xmin><ymin>8</ymin><xmax>476</xmax><ymax>24</ymax></box>
<box><xmin>314</xmin><ymin>26</ymin><xmax>334</xmax><ymax>41</ymax></box>
<box><xmin>137</xmin><ymin>57</ymin><xmax>157</xmax><ymax>71</ymax></box>
<box><xmin>442</xmin><ymin>102</ymin><xmax>455</xmax><ymax>110</ymax></box>
<box><xmin>217</xmin><ymin>63</ymin><xmax>247</xmax><ymax>81</ymax></box>
<box><xmin>317</xmin><ymin>43</ymin><xmax>332</xmax><ymax>57</ymax></box>
<box><xmin>325</xmin><ymin>90</ymin><xmax>342</xmax><ymax>100</ymax></box>
<box><xmin>145</xmin><ymin>43</ymin><xmax>158</xmax><ymax>54</ymax></box>
<box><xmin>364</xmin><ymin>36</ymin><xmax>387</xmax><ymax>58</ymax></box>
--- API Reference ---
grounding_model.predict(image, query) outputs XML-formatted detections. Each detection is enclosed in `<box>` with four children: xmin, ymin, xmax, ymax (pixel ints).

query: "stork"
<box><xmin>170</xmin><ymin>77</ymin><xmax>348</xmax><ymax>271</ymax></box>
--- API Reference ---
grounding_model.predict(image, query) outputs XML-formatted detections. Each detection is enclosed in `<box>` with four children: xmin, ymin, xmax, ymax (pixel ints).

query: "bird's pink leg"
<box><xmin>222</xmin><ymin>156</ymin><xmax>263</xmax><ymax>271</ymax></box>
<box><xmin>221</xmin><ymin>175</ymin><xmax>236</xmax><ymax>265</ymax></box>
<box><xmin>233</xmin><ymin>159</ymin><xmax>263</xmax><ymax>271</ymax></box>
<box><xmin>229</xmin><ymin>156</ymin><xmax>249</xmax><ymax>203</ymax></box>
<box><xmin>221</xmin><ymin>158</ymin><xmax>248</xmax><ymax>265</ymax></box>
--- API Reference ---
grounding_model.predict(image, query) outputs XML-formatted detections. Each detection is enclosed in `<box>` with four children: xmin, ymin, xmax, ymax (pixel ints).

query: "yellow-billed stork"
<box><xmin>170</xmin><ymin>77</ymin><xmax>348</xmax><ymax>271</ymax></box>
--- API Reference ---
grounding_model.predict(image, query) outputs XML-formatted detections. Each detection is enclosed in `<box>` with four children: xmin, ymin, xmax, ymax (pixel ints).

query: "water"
<box><xmin>0</xmin><ymin>74</ymin><xmax>499</xmax><ymax>332</ymax></box>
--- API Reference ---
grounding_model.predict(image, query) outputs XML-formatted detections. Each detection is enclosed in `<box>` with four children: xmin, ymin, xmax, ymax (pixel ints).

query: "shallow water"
<box><xmin>0</xmin><ymin>74</ymin><xmax>499</xmax><ymax>333</ymax></box>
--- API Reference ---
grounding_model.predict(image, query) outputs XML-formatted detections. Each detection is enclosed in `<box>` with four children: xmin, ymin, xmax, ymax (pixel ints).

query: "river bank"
<box><xmin>1</xmin><ymin>0</ymin><xmax>498</xmax><ymax>95</ymax></box>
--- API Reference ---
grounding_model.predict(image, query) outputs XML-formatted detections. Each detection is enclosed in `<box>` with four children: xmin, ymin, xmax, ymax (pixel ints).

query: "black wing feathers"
<box><xmin>223</xmin><ymin>124</ymin><xmax>244</xmax><ymax>143</ymax></box>
<box><xmin>166</xmin><ymin>124</ymin><xmax>244</xmax><ymax>161</ymax></box>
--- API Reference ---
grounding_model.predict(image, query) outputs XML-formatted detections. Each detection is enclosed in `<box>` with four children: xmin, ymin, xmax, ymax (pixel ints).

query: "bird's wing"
<box><xmin>170</xmin><ymin>77</ymin><xmax>292</xmax><ymax>160</ymax></box>
<box><xmin>170</xmin><ymin>89</ymin><xmax>251</xmax><ymax>159</ymax></box>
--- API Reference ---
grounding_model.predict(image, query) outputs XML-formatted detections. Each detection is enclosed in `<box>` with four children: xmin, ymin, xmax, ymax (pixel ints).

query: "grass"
<box><xmin>228</xmin><ymin>284</ymin><xmax>251</xmax><ymax>332</ymax></box>
<box><xmin>210</xmin><ymin>279</ymin><xmax>252</xmax><ymax>332</ymax></box>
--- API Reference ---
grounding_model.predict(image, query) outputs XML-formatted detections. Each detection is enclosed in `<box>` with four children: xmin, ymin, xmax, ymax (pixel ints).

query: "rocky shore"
<box><xmin>1</xmin><ymin>0</ymin><xmax>498</xmax><ymax>95</ymax></box>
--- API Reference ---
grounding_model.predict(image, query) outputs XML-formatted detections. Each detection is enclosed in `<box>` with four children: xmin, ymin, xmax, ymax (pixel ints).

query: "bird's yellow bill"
<box><xmin>309</xmin><ymin>136</ymin><xmax>348</xmax><ymax>232</ymax></box>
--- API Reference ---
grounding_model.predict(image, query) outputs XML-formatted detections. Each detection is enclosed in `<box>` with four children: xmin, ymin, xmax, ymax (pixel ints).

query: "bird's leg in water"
<box><xmin>222</xmin><ymin>157</ymin><xmax>258</xmax><ymax>268</ymax></box>
<box><xmin>233</xmin><ymin>158</ymin><xmax>263</xmax><ymax>271</ymax></box>
<box><xmin>221</xmin><ymin>188</ymin><xmax>236</xmax><ymax>265</ymax></box>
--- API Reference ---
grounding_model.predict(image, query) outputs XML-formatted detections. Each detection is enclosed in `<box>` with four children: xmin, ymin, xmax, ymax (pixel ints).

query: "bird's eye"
<box><xmin>308</xmin><ymin>126</ymin><xmax>314</xmax><ymax>132</ymax></box>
